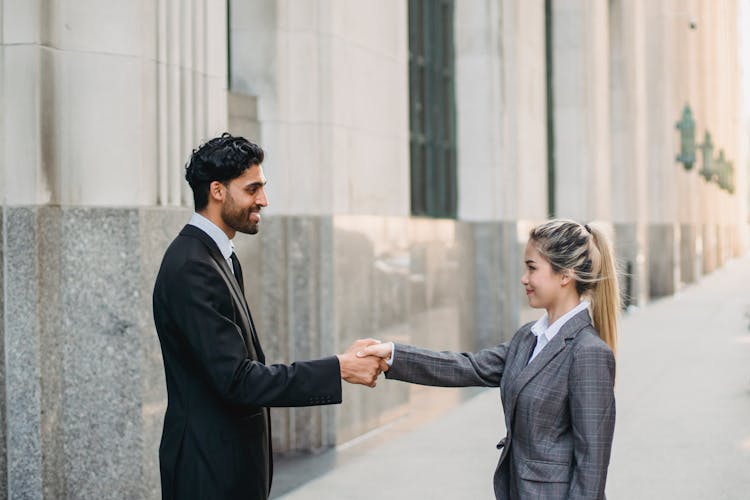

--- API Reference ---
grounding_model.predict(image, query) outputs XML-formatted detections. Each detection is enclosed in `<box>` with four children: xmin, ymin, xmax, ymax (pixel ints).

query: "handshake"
<box><xmin>336</xmin><ymin>339</ymin><xmax>394</xmax><ymax>388</ymax></box>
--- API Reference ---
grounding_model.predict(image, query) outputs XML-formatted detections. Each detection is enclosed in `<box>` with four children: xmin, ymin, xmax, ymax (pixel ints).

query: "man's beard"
<box><xmin>221</xmin><ymin>193</ymin><xmax>260</xmax><ymax>235</ymax></box>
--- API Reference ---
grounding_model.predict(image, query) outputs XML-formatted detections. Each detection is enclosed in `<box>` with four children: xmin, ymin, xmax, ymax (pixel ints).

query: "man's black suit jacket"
<box><xmin>153</xmin><ymin>224</ymin><xmax>342</xmax><ymax>500</ymax></box>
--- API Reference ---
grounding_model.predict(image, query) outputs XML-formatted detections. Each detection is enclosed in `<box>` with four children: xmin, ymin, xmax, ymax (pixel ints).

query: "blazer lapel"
<box><xmin>507</xmin><ymin>309</ymin><xmax>593</xmax><ymax>416</ymax></box>
<box><xmin>180</xmin><ymin>225</ymin><xmax>260</xmax><ymax>360</ymax></box>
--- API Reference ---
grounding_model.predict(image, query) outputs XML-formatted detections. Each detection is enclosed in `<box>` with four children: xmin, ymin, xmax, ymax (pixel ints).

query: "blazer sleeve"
<box><xmin>568</xmin><ymin>343</ymin><xmax>616</xmax><ymax>499</ymax></box>
<box><xmin>385</xmin><ymin>342</ymin><xmax>509</xmax><ymax>388</ymax></box>
<box><xmin>168</xmin><ymin>260</ymin><xmax>342</xmax><ymax>408</ymax></box>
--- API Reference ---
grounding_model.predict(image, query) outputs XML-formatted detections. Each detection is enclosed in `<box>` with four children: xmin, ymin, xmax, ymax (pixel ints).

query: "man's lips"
<box><xmin>525</xmin><ymin>289</ymin><xmax>534</xmax><ymax>295</ymax></box>
<box><xmin>250</xmin><ymin>212</ymin><xmax>261</xmax><ymax>224</ymax></box>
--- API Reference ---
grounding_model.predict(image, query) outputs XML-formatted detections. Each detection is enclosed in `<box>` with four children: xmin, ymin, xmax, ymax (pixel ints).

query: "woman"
<box><xmin>360</xmin><ymin>219</ymin><xmax>619</xmax><ymax>499</ymax></box>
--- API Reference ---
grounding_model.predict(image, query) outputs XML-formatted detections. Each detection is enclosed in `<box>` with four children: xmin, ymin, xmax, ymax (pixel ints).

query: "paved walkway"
<box><xmin>275</xmin><ymin>255</ymin><xmax>750</xmax><ymax>499</ymax></box>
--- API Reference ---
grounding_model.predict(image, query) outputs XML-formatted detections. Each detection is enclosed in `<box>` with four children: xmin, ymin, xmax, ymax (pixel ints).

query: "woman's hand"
<box><xmin>357</xmin><ymin>342</ymin><xmax>393</xmax><ymax>361</ymax></box>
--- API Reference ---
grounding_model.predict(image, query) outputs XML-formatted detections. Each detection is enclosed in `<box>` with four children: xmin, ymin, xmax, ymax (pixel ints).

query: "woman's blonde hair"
<box><xmin>529</xmin><ymin>219</ymin><xmax>620</xmax><ymax>355</ymax></box>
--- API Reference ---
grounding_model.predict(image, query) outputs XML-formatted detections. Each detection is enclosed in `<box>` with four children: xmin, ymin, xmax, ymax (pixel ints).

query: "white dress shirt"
<box><xmin>527</xmin><ymin>300</ymin><xmax>590</xmax><ymax>364</ymax></box>
<box><xmin>188</xmin><ymin>212</ymin><xmax>236</xmax><ymax>274</ymax></box>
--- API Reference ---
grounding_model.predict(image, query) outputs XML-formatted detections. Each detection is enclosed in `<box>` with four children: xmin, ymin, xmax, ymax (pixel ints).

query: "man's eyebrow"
<box><xmin>245</xmin><ymin>180</ymin><xmax>268</xmax><ymax>188</ymax></box>
<box><xmin>525</xmin><ymin>259</ymin><xmax>536</xmax><ymax>265</ymax></box>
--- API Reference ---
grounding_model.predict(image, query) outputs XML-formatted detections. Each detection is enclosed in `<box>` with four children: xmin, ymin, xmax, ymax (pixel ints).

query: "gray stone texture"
<box><xmin>332</xmin><ymin>217</ymin><xmax>411</xmax><ymax>443</ymax></box>
<box><xmin>457</xmin><ymin>222</ymin><xmax>520</xmax><ymax>349</ymax></box>
<box><xmin>614</xmin><ymin>223</ymin><xmax>640</xmax><ymax>307</ymax></box>
<box><xmin>227</xmin><ymin>92</ymin><xmax>261</xmax><ymax>144</ymax></box>
<box><xmin>4</xmin><ymin>207</ymin><xmax>44</xmax><ymax>500</ymax></box>
<box><xmin>0</xmin><ymin>207</ymin><xmax>186</xmax><ymax>499</ymax></box>
<box><xmin>0</xmin><ymin>208</ymin><xmax>7</xmax><ymax>500</ymax></box>
<box><xmin>58</xmin><ymin>208</ymin><xmax>144</xmax><ymax>499</ymax></box>
<box><xmin>138</xmin><ymin>207</ymin><xmax>189</xmax><ymax>498</ymax></box>
<box><xmin>3</xmin><ymin>207</ymin><xmax>733</xmax><ymax>500</ymax></box>
<box><xmin>702</xmin><ymin>223</ymin><xmax>718</xmax><ymax>274</ymax></box>
<box><xmin>679</xmin><ymin>223</ymin><xmax>699</xmax><ymax>285</ymax></box>
<box><xmin>648</xmin><ymin>223</ymin><xmax>679</xmax><ymax>298</ymax></box>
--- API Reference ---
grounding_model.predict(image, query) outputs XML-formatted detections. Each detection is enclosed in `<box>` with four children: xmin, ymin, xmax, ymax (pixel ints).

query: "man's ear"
<box><xmin>209</xmin><ymin>181</ymin><xmax>226</xmax><ymax>203</ymax></box>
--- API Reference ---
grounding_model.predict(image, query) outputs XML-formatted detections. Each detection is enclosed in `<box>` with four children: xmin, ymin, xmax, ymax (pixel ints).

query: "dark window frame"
<box><xmin>408</xmin><ymin>0</ymin><xmax>457</xmax><ymax>218</ymax></box>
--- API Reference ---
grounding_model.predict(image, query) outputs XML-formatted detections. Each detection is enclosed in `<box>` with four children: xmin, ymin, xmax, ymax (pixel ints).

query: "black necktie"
<box><xmin>230</xmin><ymin>252</ymin><xmax>264</xmax><ymax>361</ymax></box>
<box><xmin>230</xmin><ymin>252</ymin><xmax>244</xmax><ymax>294</ymax></box>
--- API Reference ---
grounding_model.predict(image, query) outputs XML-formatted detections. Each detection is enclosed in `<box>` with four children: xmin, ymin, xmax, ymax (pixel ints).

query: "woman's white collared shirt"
<box><xmin>527</xmin><ymin>300</ymin><xmax>591</xmax><ymax>364</ymax></box>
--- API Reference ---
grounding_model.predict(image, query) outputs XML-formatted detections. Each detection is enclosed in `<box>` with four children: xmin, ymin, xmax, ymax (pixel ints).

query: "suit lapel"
<box><xmin>230</xmin><ymin>255</ymin><xmax>265</xmax><ymax>363</ymax></box>
<box><xmin>180</xmin><ymin>225</ymin><xmax>263</xmax><ymax>361</ymax></box>
<box><xmin>507</xmin><ymin>309</ymin><xmax>592</xmax><ymax>416</ymax></box>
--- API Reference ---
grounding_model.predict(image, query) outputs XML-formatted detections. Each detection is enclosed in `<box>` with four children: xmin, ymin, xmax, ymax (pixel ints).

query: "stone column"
<box><xmin>551</xmin><ymin>0</ymin><xmax>611</xmax><ymax>222</ymax></box>
<box><xmin>228</xmin><ymin>0</ymin><xmax>412</xmax><ymax>452</ymax></box>
<box><xmin>609</xmin><ymin>0</ymin><xmax>649</xmax><ymax>307</ymax></box>
<box><xmin>673</xmin><ymin>0</ymin><xmax>701</xmax><ymax>286</ymax></box>
<box><xmin>454</xmin><ymin>0</ymin><xmax>548</xmax><ymax>339</ymax></box>
<box><xmin>0</xmin><ymin>1</ymin><xmax>227</xmax><ymax>498</ymax></box>
<box><xmin>645</xmin><ymin>1</ymin><xmax>680</xmax><ymax>298</ymax></box>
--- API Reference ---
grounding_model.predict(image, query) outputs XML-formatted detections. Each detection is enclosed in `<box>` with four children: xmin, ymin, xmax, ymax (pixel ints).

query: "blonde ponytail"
<box><xmin>587</xmin><ymin>226</ymin><xmax>620</xmax><ymax>356</ymax></box>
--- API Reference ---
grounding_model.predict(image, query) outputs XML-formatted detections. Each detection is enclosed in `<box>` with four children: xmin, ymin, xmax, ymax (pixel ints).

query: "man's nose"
<box><xmin>257</xmin><ymin>188</ymin><xmax>269</xmax><ymax>207</ymax></box>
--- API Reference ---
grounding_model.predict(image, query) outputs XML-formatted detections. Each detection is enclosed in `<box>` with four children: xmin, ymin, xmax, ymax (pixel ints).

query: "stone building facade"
<box><xmin>1</xmin><ymin>0</ymin><xmax>747</xmax><ymax>497</ymax></box>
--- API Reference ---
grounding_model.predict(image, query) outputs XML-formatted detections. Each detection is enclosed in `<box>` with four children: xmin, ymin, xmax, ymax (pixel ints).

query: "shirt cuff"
<box><xmin>386</xmin><ymin>342</ymin><xmax>395</xmax><ymax>366</ymax></box>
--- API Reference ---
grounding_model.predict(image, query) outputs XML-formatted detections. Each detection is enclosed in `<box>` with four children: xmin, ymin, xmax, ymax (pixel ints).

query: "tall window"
<box><xmin>408</xmin><ymin>0</ymin><xmax>457</xmax><ymax>218</ymax></box>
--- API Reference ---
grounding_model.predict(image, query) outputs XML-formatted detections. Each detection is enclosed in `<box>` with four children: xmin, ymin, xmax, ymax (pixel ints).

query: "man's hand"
<box><xmin>337</xmin><ymin>339</ymin><xmax>388</xmax><ymax>387</ymax></box>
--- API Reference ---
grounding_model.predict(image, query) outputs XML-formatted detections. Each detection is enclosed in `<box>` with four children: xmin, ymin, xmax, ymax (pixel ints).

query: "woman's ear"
<box><xmin>560</xmin><ymin>270</ymin><xmax>573</xmax><ymax>286</ymax></box>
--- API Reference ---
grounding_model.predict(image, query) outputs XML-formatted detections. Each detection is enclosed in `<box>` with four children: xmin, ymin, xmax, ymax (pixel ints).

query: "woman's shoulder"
<box><xmin>572</xmin><ymin>326</ymin><xmax>614</xmax><ymax>358</ymax></box>
<box><xmin>507</xmin><ymin>321</ymin><xmax>536</xmax><ymax>346</ymax></box>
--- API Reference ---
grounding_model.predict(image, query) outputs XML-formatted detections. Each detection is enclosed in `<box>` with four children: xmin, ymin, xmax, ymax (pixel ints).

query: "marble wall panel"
<box><xmin>37</xmin><ymin>208</ymin><xmax>64</xmax><ymax>499</ymax></box>
<box><xmin>0</xmin><ymin>208</ymin><xmax>7</xmax><ymax>500</ymax></box>
<box><xmin>333</xmin><ymin>216</ymin><xmax>410</xmax><ymax>443</ymax></box>
<box><xmin>138</xmin><ymin>207</ymin><xmax>190</xmax><ymax>498</ymax></box>
<box><xmin>679</xmin><ymin>223</ymin><xmax>699</xmax><ymax>285</ymax></box>
<box><xmin>237</xmin><ymin>216</ymin><xmax>337</xmax><ymax>452</ymax></box>
<box><xmin>4</xmin><ymin>207</ymin><xmax>44</xmax><ymax>500</ymax></box>
<box><xmin>613</xmin><ymin>223</ymin><xmax>647</xmax><ymax>308</ymax></box>
<box><xmin>648</xmin><ymin>223</ymin><xmax>678</xmax><ymax>298</ymax></box>
<box><xmin>702</xmin><ymin>223</ymin><xmax>717</xmax><ymax>274</ymax></box>
<box><xmin>457</xmin><ymin>222</ymin><xmax>521</xmax><ymax>349</ymax></box>
<box><xmin>57</xmin><ymin>208</ymin><xmax>144</xmax><ymax>498</ymax></box>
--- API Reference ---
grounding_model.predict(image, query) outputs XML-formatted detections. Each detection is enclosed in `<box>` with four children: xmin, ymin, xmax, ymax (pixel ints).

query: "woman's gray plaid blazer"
<box><xmin>386</xmin><ymin>309</ymin><xmax>615</xmax><ymax>499</ymax></box>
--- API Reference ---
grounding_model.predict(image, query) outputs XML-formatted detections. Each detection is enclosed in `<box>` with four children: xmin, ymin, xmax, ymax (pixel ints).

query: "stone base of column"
<box><xmin>680</xmin><ymin>223</ymin><xmax>700</xmax><ymax>285</ymax></box>
<box><xmin>614</xmin><ymin>223</ymin><xmax>648</xmax><ymax>308</ymax></box>
<box><xmin>648</xmin><ymin>223</ymin><xmax>679</xmax><ymax>298</ymax></box>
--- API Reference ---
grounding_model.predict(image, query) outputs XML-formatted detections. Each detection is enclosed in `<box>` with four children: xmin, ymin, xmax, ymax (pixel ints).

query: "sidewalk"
<box><xmin>275</xmin><ymin>255</ymin><xmax>750</xmax><ymax>499</ymax></box>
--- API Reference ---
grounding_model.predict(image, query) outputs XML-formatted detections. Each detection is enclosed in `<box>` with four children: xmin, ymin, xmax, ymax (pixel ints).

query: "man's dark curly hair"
<box><xmin>185</xmin><ymin>133</ymin><xmax>265</xmax><ymax>210</ymax></box>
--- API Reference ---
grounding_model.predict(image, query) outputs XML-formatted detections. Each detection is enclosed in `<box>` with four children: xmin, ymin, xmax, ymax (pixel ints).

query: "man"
<box><xmin>152</xmin><ymin>133</ymin><xmax>384</xmax><ymax>500</ymax></box>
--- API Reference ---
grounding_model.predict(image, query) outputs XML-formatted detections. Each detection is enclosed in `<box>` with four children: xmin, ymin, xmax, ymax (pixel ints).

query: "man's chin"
<box><xmin>236</xmin><ymin>224</ymin><xmax>259</xmax><ymax>235</ymax></box>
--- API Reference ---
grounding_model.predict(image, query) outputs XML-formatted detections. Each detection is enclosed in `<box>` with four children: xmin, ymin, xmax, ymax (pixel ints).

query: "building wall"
<box><xmin>1</xmin><ymin>1</ymin><xmax>748</xmax><ymax>498</ymax></box>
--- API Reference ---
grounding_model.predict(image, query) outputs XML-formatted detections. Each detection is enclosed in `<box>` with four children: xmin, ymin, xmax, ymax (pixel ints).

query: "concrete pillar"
<box><xmin>645</xmin><ymin>1</ymin><xmax>680</xmax><ymax>298</ymax></box>
<box><xmin>0</xmin><ymin>1</ymin><xmax>228</xmax><ymax>497</ymax></box>
<box><xmin>609</xmin><ymin>0</ymin><xmax>649</xmax><ymax>307</ymax></box>
<box><xmin>453</xmin><ymin>0</ymin><xmax>546</xmax><ymax>344</ymax></box>
<box><xmin>551</xmin><ymin>0</ymin><xmax>611</xmax><ymax>222</ymax></box>
<box><xmin>228</xmin><ymin>0</ymin><xmax>411</xmax><ymax>452</ymax></box>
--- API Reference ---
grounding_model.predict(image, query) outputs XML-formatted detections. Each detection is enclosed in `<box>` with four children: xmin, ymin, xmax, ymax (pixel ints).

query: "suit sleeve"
<box><xmin>385</xmin><ymin>342</ymin><xmax>508</xmax><ymax>387</ymax></box>
<box><xmin>168</xmin><ymin>260</ymin><xmax>342</xmax><ymax>408</ymax></box>
<box><xmin>568</xmin><ymin>344</ymin><xmax>616</xmax><ymax>499</ymax></box>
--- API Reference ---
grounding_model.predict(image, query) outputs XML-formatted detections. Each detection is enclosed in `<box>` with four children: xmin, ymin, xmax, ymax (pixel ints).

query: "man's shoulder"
<box><xmin>155</xmin><ymin>229</ymin><xmax>214</xmax><ymax>286</ymax></box>
<box><xmin>164</xmin><ymin>227</ymin><xmax>212</xmax><ymax>259</ymax></box>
